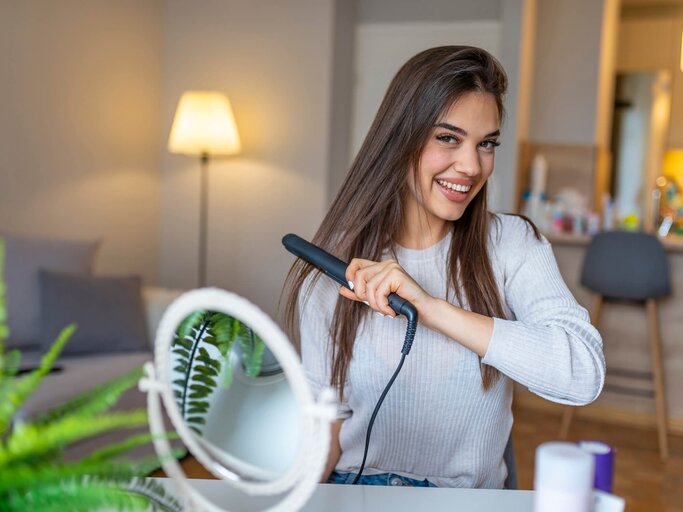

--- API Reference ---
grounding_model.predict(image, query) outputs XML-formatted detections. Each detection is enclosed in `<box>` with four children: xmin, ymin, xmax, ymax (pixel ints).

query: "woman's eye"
<box><xmin>436</xmin><ymin>134</ymin><xmax>459</xmax><ymax>144</ymax></box>
<box><xmin>480</xmin><ymin>140</ymin><xmax>501</xmax><ymax>150</ymax></box>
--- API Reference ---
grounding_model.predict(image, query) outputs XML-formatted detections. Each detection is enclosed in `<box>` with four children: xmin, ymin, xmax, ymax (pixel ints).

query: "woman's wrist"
<box><xmin>418</xmin><ymin>297</ymin><xmax>493</xmax><ymax>357</ymax></box>
<box><xmin>417</xmin><ymin>295</ymin><xmax>448</xmax><ymax>328</ymax></box>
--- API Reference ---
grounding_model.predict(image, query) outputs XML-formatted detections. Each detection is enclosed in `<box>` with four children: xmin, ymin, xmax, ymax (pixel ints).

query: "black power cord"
<box><xmin>351</xmin><ymin>316</ymin><xmax>417</xmax><ymax>484</ymax></box>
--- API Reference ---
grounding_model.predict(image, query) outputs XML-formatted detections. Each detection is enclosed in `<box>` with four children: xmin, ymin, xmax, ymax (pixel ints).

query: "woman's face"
<box><xmin>404</xmin><ymin>91</ymin><xmax>500</xmax><ymax>233</ymax></box>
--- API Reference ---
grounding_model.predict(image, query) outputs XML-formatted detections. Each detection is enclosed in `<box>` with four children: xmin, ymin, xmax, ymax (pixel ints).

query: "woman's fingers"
<box><xmin>345</xmin><ymin>258</ymin><xmax>381</xmax><ymax>304</ymax></box>
<box><xmin>343</xmin><ymin>258</ymin><xmax>427</xmax><ymax>317</ymax></box>
<box><xmin>366</xmin><ymin>266</ymin><xmax>399</xmax><ymax>316</ymax></box>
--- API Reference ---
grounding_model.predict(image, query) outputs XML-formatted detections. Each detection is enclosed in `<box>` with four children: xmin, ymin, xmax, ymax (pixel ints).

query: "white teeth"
<box><xmin>437</xmin><ymin>179</ymin><xmax>471</xmax><ymax>192</ymax></box>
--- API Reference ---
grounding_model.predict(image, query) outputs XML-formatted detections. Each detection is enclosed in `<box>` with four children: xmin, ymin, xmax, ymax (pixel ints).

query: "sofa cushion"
<box><xmin>39</xmin><ymin>270</ymin><xmax>149</xmax><ymax>355</ymax></box>
<box><xmin>1</xmin><ymin>233</ymin><xmax>99</xmax><ymax>349</ymax></box>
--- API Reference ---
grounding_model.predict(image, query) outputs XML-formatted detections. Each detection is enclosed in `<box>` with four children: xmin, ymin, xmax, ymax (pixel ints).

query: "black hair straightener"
<box><xmin>282</xmin><ymin>233</ymin><xmax>418</xmax><ymax>483</ymax></box>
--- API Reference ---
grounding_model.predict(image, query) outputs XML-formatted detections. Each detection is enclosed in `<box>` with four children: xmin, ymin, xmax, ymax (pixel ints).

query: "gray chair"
<box><xmin>558</xmin><ymin>231</ymin><xmax>671</xmax><ymax>459</ymax></box>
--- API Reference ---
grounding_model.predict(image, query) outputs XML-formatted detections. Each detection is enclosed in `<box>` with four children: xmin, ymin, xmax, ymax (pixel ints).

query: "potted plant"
<box><xmin>0</xmin><ymin>239</ymin><xmax>183</xmax><ymax>511</ymax></box>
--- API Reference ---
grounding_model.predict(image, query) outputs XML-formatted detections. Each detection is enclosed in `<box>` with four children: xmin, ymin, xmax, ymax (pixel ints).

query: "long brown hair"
<box><xmin>283</xmin><ymin>46</ymin><xmax>515</xmax><ymax>398</ymax></box>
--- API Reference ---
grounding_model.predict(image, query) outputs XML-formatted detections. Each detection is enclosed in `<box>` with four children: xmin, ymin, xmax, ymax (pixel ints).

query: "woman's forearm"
<box><xmin>420</xmin><ymin>297</ymin><xmax>493</xmax><ymax>357</ymax></box>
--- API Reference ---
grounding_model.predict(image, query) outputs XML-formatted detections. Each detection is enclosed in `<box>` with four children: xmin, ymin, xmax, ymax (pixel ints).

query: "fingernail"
<box><xmin>363</xmin><ymin>300</ymin><xmax>370</xmax><ymax>306</ymax></box>
<box><xmin>348</xmin><ymin>280</ymin><xmax>354</xmax><ymax>290</ymax></box>
<box><xmin>375</xmin><ymin>312</ymin><xmax>385</xmax><ymax>318</ymax></box>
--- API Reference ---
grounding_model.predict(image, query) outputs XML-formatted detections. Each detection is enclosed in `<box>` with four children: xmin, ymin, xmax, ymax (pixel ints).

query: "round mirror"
<box><xmin>141</xmin><ymin>288</ymin><xmax>334</xmax><ymax>511</ymax></box>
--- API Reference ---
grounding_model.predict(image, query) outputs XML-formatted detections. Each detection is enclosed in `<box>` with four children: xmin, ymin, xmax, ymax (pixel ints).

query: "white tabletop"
<box><xmin>166</xmin><ymin>478</ymin><xmax>535</xmax><ymax>511</ymax></box>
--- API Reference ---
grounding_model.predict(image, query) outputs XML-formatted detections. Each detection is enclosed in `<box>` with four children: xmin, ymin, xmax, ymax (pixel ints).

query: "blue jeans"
<box><xmin>328</xmin><ymin>471</ymin><xmax>437</xmax><ymax>487</ymax></box>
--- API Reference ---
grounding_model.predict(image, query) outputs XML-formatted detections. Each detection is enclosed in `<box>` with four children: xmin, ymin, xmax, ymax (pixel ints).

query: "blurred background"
<box><xmin>1</xmin><ymin>1</ymin><xmax>682</xmax><ymax>510</ymax></box>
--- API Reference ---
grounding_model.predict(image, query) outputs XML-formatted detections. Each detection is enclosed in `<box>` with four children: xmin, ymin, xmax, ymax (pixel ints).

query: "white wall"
<box><xmin>356</xmin><ymin>0</ymin><xmax>501</xmax><ymax>23</ymax></box>
<box><xmin>529</xmin><ymin>0</ymin><xmax>609</xmax><ymax>145</ymax></box>
<box><xmin>348</xmin><ymin>0</ymin><xmax>529</xmax><ymax>213</ymax></box>
<box><xmin>350</xmin><ymin>22</ymin><xmax>502</xmax><ymax>159</ymax></box>
<box><xmin>495</xmin><ymin>0</ymin><xmax>536</xmax><ymax>213</ymax></box>
<box><xmin>0</xmin><ymin>0</ymin><xmax>164</xmax><ymax>282</ymax></box>
<box><xmin>160</xmin><ymin>0</ymin><xmax>335</xmax><ymax>318</ymax></box>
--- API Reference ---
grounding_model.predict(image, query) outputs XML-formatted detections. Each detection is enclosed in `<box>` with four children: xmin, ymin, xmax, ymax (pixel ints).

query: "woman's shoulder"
<box><xmin>488</xmin><ymin>213</ymin><xmax>548</xmax><ymax>251</ymax></box>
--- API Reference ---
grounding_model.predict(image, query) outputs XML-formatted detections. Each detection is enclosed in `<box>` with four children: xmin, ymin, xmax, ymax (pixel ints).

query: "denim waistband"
<box><xmin>328</xmin><ymin>471</ymin><xmax>437</xmax><ymax>487</ymax></box>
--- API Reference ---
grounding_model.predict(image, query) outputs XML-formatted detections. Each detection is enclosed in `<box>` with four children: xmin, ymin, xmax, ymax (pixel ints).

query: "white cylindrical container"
<box><xmin>534</xmin><ymin>442</ymin><xmax>595</xmax><ymax>512</ymax></box>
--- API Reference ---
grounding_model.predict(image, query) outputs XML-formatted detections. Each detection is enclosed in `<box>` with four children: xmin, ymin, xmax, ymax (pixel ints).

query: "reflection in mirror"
<box><xmin>610</xmin><ymin>70</ymin><xmax>671</xmax><ymax>229</ymax></box>
<box><xmin>168</xmin><ymin>310</ymin><xmax>300</xmax><ymax>482</ymax></box>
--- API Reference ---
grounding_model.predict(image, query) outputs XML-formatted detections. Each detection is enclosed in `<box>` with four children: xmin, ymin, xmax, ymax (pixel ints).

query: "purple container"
<box><xmin>578</xmin><ymin>440</ymin><xmax>614</xmax><ymax>493</ymax></box>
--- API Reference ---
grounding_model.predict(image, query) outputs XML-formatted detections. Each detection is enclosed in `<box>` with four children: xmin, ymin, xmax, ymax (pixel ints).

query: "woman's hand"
<box><xmin>340</xmin><ymin>257</ymin><xmax>494</xmax><ymax>357</ymax></box>
<box><xmin>340</xmin><ymin>258</ymin><xmax>435</xmax><ymax>318</ymax></box>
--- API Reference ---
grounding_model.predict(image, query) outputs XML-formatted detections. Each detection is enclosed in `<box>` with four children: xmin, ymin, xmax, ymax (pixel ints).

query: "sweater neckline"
<box><xmin>393</xmin><ymin>230</ymin><xmax>452</xmax><ymax>261</ymax></box>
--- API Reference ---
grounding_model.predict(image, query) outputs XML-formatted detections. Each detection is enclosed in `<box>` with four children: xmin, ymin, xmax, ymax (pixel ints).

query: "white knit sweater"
<box><xmin>298</xmin><ymin>214</ymin><xmax>605</xmax><ymax>488</ymax></box>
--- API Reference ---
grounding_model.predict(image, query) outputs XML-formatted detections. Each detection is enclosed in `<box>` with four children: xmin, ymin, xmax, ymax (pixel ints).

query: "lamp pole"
<box><xmin>198</xmin><ymin>152</ymin><xmax>209</xmax><ymax>288</ymax></box>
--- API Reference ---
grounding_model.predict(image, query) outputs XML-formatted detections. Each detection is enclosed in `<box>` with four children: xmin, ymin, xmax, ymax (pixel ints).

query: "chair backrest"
<box><xmin>580</xmin><ymin>231</ymin><xmax>671</xmax><ymax>300</ymax></box>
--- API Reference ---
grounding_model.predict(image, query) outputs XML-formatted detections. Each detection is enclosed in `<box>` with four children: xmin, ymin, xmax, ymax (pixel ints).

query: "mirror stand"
<box><xmin>139</xmin><ymin>288</ymin><xmax>336</xmax><ymax>512</ymax></box>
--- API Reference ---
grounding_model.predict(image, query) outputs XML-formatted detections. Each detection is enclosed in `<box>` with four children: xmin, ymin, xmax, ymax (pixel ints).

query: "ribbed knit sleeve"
<box><xmin>482</xmin><ymin>217</ymin><xmax>605</xmax><ymax>405</ymax></box>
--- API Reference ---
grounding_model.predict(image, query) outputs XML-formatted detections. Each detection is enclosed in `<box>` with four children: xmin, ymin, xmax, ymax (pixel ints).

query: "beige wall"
<box><xmin>529</xmin><ymin>0</ymin><xmax>611</xmax><ymax>145</ymax></box>
<box><xmin>495</xmin><ymin>0</ymin><xmax>536</xmax><ymax>213</ymax></box>
<box><xmin>159</xmin><ymin>0</ymin><xmax>336</xmax><ymax>318</ymax></box>
<box><xmin>0</xmin><ymin>0</ymin><xmax>164</xmax><ymax>282</ymax></box>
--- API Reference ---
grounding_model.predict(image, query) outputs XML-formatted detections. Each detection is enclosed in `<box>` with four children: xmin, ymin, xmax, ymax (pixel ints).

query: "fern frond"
<box><xmin>0</xmin><ymin>459</ymin><xmax>142</xmax><ymax>493</ymax></box>
<box><xmin>35</xmin><ymin>367</ymin><xmax>143</xmax><ymax>426</ymax></box>
<box><xmin>82</xmin><ymin>432</ymin><xmax>179</xmax><ymax>464</ymax></box>
<box><xmin>124</xmin><ymin>477</ymin><xmax>183</xmax><ymax>512</ymax></box>
<box><xmin>171</xmin><ymin>311</ymin><xmax>218</xmax><ymax>431</ymax></box>
<box><xmin>209</xmin><ymin>312</ymin><xmax>238</xmax><ymax>357</ymax></box>
<box><xmin>1</xmin><ymin>349</ymin><xmax>21</xmax><ymax>379</ymax></box>
<box><xmin>3</xmin><ymin>480</ymin><xmax>152</xmax><ymax>512</ymax></box>
<box><xmin>0</xmin><ymin>410</ymin><xmax>147</xmax><ymax>467</ymax></box>
<box><xmin>0</xmin><ymin>324</ymin><xmax>75</xmax><ymax>434</ymax></box>
<box><xmin>239</xmin><ymin>325</ymin><xmax>266</xmax><ymax>377</ymax></box>
<box><xmin>176</xmin><ymin>310</ymin><xmax>205</xmax><ymax>343</ymax></box>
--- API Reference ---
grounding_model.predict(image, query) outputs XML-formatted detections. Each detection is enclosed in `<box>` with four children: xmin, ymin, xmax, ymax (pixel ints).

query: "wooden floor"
<box><xmin>165</xmin><ymin>407</ymin><xmax>683</xmax><ymax>511</ymax></box>
<box><xmin>512</xmin><ymin>407</ymin><xmax>683</xmax><ymax>512</ymax></box>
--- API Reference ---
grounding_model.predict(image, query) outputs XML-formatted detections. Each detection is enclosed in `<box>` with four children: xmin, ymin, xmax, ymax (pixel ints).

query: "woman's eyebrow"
<box><xmin>434</xmin><ymin>122</ymin><xmax>500</xmax><ymax>138</ymax></box>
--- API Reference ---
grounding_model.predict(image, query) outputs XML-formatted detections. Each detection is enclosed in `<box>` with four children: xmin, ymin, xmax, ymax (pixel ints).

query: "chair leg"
<box><xmin>646</xmin><ymin>299</ymin><xmax>669</xmax><ymax>460</ymax></box>
<box><xmin>559</xmin><ymin>294</ymin><xmax>603</xmax><ymax>439</ymax></box>
<box><xmin>559</xmin><ymin>408</ymin><xmax>574</xmax><ymax>440</ymax></box>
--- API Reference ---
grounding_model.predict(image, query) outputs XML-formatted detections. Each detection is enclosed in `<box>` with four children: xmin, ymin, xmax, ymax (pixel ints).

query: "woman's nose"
<box><xmin>453</xmin><ymin>146</ymin><xmax>481</xmax><ymax>177</ymax></box>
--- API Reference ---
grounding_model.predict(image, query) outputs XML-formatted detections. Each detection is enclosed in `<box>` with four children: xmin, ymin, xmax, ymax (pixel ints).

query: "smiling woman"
<box><xmin>282</xmin><ymin>46</ymin><xmax>606</xmax><ymax>489</ymax></box>
<box><xmin>404</xmin><ymin>93</ymin><xmax>501</xmax><ymax>243</ymax></box>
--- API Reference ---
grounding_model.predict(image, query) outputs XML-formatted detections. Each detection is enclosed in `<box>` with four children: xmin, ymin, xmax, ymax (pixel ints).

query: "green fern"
<box><xmin>0</xmin><ymin>324</ymin><xmax>75</xmax><ymax>434</ymax></box>
<box><xmin>34</xmin><ymin>366</ymin><xmax>144</xmax><ymax>426</ymax></box>
<box><xmin>0</xmin><ymin>238</ymin><xmax>183</xmax><ymax>511</ymax></box>
<box><xmin>3</xmin><ymin>479</ymin><xmax>181</xmax><ymax>512</ymax></box>
<box><xmin>170</xmin><ymin>310</ymin><xmax>266</xmax><ymax>433</ymax></box>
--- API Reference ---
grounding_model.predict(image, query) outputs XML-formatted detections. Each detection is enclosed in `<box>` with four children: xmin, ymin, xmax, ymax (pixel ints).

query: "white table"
<box><xmin>162</xmin><ymin>478</ymin><xmax>535</xmax><ymax>511</ymax></box>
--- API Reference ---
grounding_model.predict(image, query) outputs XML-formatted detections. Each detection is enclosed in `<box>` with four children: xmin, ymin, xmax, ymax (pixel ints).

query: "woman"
<box><xmin>282</xmin><ymin>46</ymin><xmax>605</xmax><ymax>489</ymax></box>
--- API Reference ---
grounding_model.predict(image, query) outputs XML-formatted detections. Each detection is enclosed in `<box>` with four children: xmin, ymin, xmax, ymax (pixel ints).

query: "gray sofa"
<box><xmin>2</xmin><ymin>232</ymin><xmax>183</xmax><ymax>461</ymax></box>
<box><xmin>16</xmin><ymin>286</ymin><xmax>183</xmax><ymax>461</ymax></box>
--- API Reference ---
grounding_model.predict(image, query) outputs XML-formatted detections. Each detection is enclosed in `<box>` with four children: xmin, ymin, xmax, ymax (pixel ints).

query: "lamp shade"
<box><xmin>168</xmin><ymin>91</ymin><xmax>241</xmax><ymax>156</ymax></box>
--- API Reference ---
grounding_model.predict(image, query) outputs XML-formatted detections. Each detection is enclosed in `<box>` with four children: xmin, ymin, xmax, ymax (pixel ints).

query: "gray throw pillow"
<box><xmin>2</xmin><ymin>233</ymin><xmax>99</xmax><ymax>349</ymax></box>
<box><xmin>39</xmin><ymin>270</ymin><xmax>149</xmax><ymax>355</ymax></box>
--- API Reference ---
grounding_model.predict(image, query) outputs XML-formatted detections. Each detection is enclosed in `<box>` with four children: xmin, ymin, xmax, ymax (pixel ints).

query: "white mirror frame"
<box><xmin>139</xmin><ymin>288</ymin><xmax>335</xmax><ymax>512</ymax></box>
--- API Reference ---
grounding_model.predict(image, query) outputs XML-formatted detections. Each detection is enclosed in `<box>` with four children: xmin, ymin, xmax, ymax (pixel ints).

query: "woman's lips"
<box><xmin>435</xmin><ymin>179</ymin><xmax>472</xmax><ymax>202</ymax></box>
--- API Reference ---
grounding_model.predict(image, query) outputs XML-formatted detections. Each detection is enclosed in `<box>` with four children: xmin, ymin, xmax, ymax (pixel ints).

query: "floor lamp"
<box><xmin>168</xmin><ymin>91</ymin><xmax>241</xmax><ymax>287</ymax></box>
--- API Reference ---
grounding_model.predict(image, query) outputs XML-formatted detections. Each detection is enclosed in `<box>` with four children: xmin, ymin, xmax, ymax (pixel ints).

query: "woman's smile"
<box><xmin>435</xmin><ymin>178</ymin><xmax>474</xmax><ymax>202</ymax></box>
